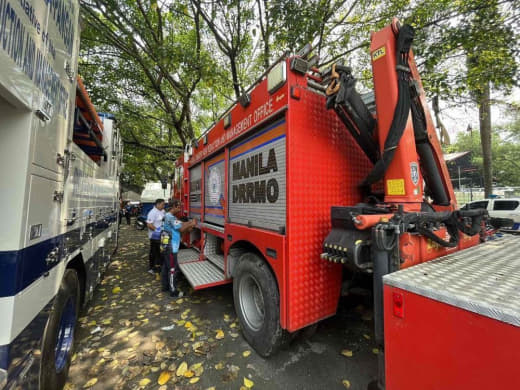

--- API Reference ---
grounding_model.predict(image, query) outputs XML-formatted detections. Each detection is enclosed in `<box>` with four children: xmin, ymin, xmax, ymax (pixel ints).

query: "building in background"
<box><xmin>444</xmin><ymin>151</ymin><xmax>481</xmax><ymax>190</ymax></box>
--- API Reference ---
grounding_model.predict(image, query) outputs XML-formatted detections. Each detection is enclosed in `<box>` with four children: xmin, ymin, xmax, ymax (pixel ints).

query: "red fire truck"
<box><xmin>172</xmin><ymin>19</ymin><xmax>492</xmax><ymax>371</ymax></box>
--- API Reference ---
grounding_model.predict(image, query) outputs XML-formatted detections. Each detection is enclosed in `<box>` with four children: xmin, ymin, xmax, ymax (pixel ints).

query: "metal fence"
<box><xmin>454</xmin><ymin>187</ymin><xmax>520</xmax><ymax>206</ymax></box>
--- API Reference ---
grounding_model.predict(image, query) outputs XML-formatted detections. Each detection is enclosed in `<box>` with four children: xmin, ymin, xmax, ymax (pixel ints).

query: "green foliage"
<box><xmin>406</xmin><ymin>0</ymin><xmax>519</xmax><ymax>99</ymax></box>
<box><xmin>80</xmin><ymin>0</ymin><xmax>233</xmax><ymax>188</ymax></box>
<box><xmin>446</xmin><ymin>113</ymin><xmax>520</xmax><ymax>187</ymax></box>
<box><xmin>78</xmin><ymin>0</ymin><xmax>519</xmax><ymax>190</ymax></box>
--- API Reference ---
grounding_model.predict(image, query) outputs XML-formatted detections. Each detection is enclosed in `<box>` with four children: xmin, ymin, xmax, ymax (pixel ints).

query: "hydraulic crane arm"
<box><xmin>320</xmin><ymin>20</ymin><xmax>494</xmax><ymax>390</ymax></box>
<box><xmin>325</xmin><ymin>21</ymin><xmax>455</xmax><ymax>209</ymax></box>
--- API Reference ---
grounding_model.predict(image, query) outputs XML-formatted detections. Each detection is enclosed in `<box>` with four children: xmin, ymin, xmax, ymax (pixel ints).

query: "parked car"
<box><xmin>461</xmin><ymin>198</ymin><xmax>520</xmax><ymax>232</ymax></box>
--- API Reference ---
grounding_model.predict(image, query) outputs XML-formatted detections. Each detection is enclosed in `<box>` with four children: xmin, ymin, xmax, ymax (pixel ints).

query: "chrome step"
<box><xmin>178</xmin><ymin>260</ymin><xmax>229</xmax><ymax>290</ymax></box>
<box><xmin>206</xmin><ymin>253</ymin><xmax>224</xmax><ymax>271</ymax></box>
<box><xmin>178</xmin><ymin>248</ymin><xmax>200</xmax><ymax>264</ymax></box>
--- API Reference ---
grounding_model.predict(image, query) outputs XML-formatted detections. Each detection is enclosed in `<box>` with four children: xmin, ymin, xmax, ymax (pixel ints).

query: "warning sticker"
<box><xmin>387</xmin><ymin>179</ymin><xmax>406</xmax><ymax>196</ymax></box>
<box><xmin>372</xmin><ymin>46</ymin><xmax>386</xmax><ymax>61</ymax></box>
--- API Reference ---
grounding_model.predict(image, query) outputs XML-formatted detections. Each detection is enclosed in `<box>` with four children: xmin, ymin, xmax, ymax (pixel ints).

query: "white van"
<box><xmin>461</xmin><ymin>198</ymin><xmax>520</xmax><ymax>231</ymax></box>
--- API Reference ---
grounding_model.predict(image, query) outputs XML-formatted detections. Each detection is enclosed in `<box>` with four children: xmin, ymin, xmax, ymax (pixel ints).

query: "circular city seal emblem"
<box><xmin>208</xmin><ymin>168</ymin><xmax>222</xmax><ymax>205</ymax></box>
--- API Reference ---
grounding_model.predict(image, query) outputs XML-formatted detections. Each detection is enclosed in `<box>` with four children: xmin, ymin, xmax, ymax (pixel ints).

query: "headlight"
<box><xmin>267</xmin><ymin>61</ymin><xmax>286</xmax><ymax>94</ymax></box>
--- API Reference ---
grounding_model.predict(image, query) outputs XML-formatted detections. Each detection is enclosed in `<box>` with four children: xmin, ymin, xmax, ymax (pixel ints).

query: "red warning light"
<box><xmin>393</xmin><ymin>291</ymin><xmax>404</xmax><ymax>318</ymax></box>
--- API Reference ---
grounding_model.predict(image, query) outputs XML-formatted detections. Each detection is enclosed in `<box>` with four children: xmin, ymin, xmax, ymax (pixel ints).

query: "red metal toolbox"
<box><xmin>383</xmin><ymin>235</ymin><xmax>520</xmax><ymax>390</ymax></box>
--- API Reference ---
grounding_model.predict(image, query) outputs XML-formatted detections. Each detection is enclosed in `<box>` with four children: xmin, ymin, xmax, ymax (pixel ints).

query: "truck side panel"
<box><xmin>204</xmin><ymin>152</ymin><xmax>225</xmax><ymax>226</ymax></box>
<box><xmin>228</xmin><ymin>118</ymin><xmax>286</xmax><ymax>232</ymax></box>
<box><xmin>0</xmin><ymin>0</ymin><xmax>122</xmax><ymax>384</ymax></box>
<box><xmin>285</xmin><ymin>83</ymin><xmax>373</xmax><ymax>331</ymax></box>
<box><xmin>189</xmin><ymin>164</ymin><xmax>202</xmax><ymax>220</ymax></box>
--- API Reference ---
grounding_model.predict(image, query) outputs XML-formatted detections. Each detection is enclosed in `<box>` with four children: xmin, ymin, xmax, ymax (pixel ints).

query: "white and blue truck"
<box><xmin>0</xmin><ymin>0</ymin><xmax>121</xmax><ymax>388</ymax></box>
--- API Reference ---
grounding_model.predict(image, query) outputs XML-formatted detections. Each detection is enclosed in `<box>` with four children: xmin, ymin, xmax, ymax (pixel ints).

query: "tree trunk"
<box><xmin>230</xmin><ymin>55</ymin><xmax>241</xmax><ymax>100</ymax></box>
<box><xmin>478</xmin><ymin>82</ymin><xmax>492</xmax><ymax>197</ymax></box>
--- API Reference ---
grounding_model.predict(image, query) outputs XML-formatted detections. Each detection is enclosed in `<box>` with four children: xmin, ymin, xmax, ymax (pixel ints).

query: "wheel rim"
<box><xmin>54</xmin><ymin>296</ymin><xmax>76</xmax><ymax>373</ymax></box>
<box><xmin>239</xmin><ymin>274</ymin><xmax>265</xmax><ymax>331</ymax></box>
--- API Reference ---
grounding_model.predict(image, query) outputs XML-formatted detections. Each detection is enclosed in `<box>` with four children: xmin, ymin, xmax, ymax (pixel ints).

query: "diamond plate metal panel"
<box><xmin>206</xmin><ymin>254</ymin><xmax>224</xmax><ymax>271</ymax></box>
<box><xmin>384</xmin><ymin>235</ymin><xmax>520</xmax><ymax>327</ymax></box>
<box><xmin>286</xmin><ymin>87</ymin><xmax>373</xmax><ymax>331</ymax></box>
<box><xmin>178</xmin><ymin>248</ymin><xmax>200</xmax><ymax>264</ymax></box>
<box><xmin>203</xmin><ymin>232</ymin><xmax>225</xmax><ymax>271</ymax></box>
<box><xmin>179</xmin><ymin>260</ymin><xmax>226</xmax><ymax>288</ymax></box>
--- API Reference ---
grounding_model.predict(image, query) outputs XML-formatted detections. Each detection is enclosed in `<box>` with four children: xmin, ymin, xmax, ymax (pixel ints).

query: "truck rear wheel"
<box><xmin>233</xmin><ymin>253</ymin><xmax>287</xmax><ymax>357</ymax></box>
<box><xmin>40</xmin><ymin>269</ymin><xmax>80</xmax><ymax>390</ymax></box>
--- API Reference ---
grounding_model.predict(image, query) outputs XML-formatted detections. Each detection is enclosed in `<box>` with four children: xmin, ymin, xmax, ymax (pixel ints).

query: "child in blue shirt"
<box><xmin>161</xmin><ymin>200</ymin><xmax>197</xmax><ymax>297</ymax></box>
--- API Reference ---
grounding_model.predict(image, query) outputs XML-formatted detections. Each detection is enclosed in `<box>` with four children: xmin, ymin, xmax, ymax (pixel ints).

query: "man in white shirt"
<box><xmin>146</xmin><ymin>198</ymin><xmax>166</xmax><ymax>274</ymax></box>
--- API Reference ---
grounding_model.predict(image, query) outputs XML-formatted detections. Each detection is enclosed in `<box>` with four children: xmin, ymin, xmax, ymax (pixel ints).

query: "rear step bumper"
<box><xmin>178</xmin><ymin>248</ymin><xmax>230</xmax><ymax>290</ymax></box>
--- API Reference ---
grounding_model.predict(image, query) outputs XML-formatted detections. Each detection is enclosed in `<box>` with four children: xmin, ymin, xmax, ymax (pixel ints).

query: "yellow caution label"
<box><xmin>372</xmin><ymin>46</ymin><xmax>386</xmax><ymax>61</ymax></box>
<box><xmin>426</xmin><ymin>239</ymin><xmax>440</xmax><ymax>252</ymax></box>
<box><xmin>387</xmin><ymin>179</ymin><xmax>406</xmax><ymax>196</ymax></box>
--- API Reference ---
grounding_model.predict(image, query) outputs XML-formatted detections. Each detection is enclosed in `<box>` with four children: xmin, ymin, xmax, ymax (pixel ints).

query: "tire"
<box><xmin>233</xmin><ymin>252</ymin><xmax>288</xmax><ymax>357</ymax></box>
<box><xmin>40</xmin><ymin>269</ymin><xmax>80</xmax><ymax>390</ymax></box>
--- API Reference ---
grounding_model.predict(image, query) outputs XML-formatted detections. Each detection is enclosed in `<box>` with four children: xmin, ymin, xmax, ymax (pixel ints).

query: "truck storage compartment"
<box><xmin>203</xmin><ymin>232</ymin><xmax>224</xmax><ymax>271</ymax></box>
<box><xmin>189</xmin><ymin>227</ymin><xmax>201</xmax><ymax>249</ymax></box>
<box><xmin>189</xmin><ymin>164</ymin><xmax>202</xmax><ymax>220</ymax></box>
<box><xmin>204</xmin><ymin>152</ymin><xmax>225</xmax><ymax>226</ymax></box>
<box><xmin>383</xmin><ymin>235</ymin><xmax>520</xmax><ymax>390</ymax></box>
<box><xmin>228</xmin><ymin>118</ymin><xmax>286</xmax><ymax>232</ymax></box>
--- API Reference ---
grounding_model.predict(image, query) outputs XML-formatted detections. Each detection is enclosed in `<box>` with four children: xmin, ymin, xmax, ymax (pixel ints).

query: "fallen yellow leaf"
<box><xmin>214</xmin><ymin>362</ymin><xmax>225</xmax><ymax>370</ymax></box>
<box><xmin>341</xmin><ymin>349</ymin><xmax>353</xmax><ymax>357</ymax></box>
<box><xmin>176</xmin><ymin>361</ymin><xmax>187</xmax><ymax>376</ymax></box>
<box><xmin>342</xmin><ymin>379</ymin><xmax>351</xmax><ymax>388</ymax></box>
<box><xmin>138</xmin><ymin>378</ymin><xmax>151</xmax><ymax>387</ymax></box>
<box><xmin>185</xmin><ymin>321</ymin><xmax>193</xmax><ymax>329</ymax></box>
<box><xmin>372</xmin><ymin>348</ymin><xmax>379</xmax><ymax>354</ymax></box>
<box><xmin>83</xmin><ymin>378</ymin><xmax>98</xmax><ymax>388</ymax></box>
<box><xmin>184</xmin><ymin>370</ymin><xmax>194</xmax><ymax>378</ymax></box>
<box><xmin>189</xmin><ymin>377</ymin><xmax>200</xmax><ymax>384</ymax></box>
<box><xmin>242</xmin><ymin>350</ymin><xmax>251</xmax><ymax>357</ymax></box>
<box><xmin>112</xmin><ymin>287</ymin><xmax>121</xmax><ymax>294</ymax></box>
<box><xmin>363</xmin><ymin>334</ymin><xmax>371</xmax><ymax>340</ymax></box>
<box><xmin>244</xmin><ymin>377</ymin><xmax>254</xmax><ymax>388</ymax></box>
<box><xmin>190</xmin><ymin>362</ymin><xmax>204</xmax><ymax>376</ymax></box>
<box><xmin>157</xmin><ymin>371</ymin><xmax>171</xmax><ymax>385</ymax></box>
<box><xmin>215</xmin><ymin>329</ymin><xmax>224</xmax><ymax>339</ymax></box>
<box><xmin>87</xmin><ymin>320</ymin><xmax>96</xmax><ymax>327</ymax></box>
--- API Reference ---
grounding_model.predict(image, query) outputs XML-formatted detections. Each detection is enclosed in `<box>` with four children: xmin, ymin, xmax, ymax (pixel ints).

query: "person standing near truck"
<box><xmin>161</xmin><ymin>200</ymin><xmax>197</xmax><ymax>297</ymax></box>
<box><xmin>147</xmin><ymin>198</ymin><xmax>166</xmax><ymax>275</ymax></box>
<box><xmin>125</xmin><ymin>202</ymin><xmax>132</xmax><ymax>224</ymax></box>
